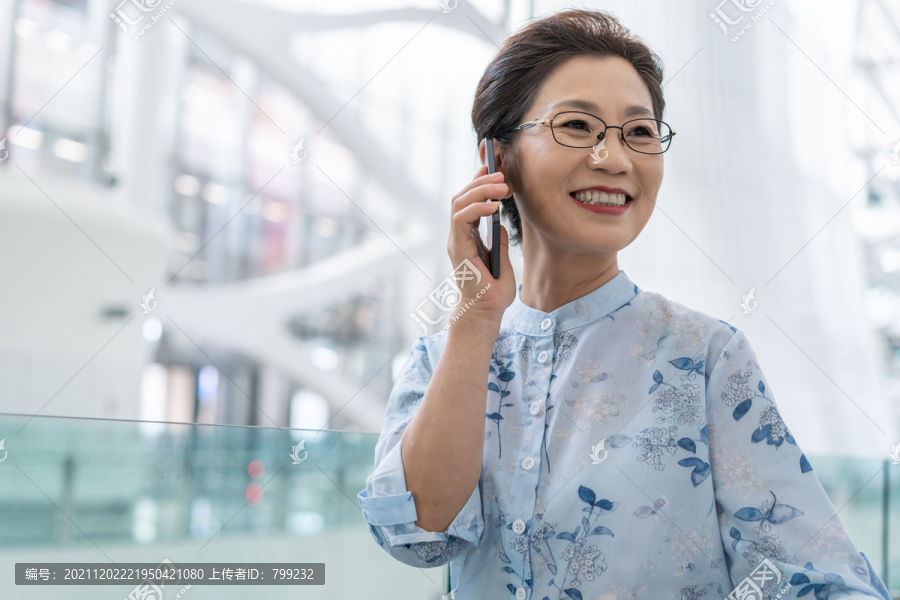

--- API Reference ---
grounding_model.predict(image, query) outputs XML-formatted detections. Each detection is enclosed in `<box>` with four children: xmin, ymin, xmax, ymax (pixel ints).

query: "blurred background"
<box><xmin>0</xmin><ymin>0</ymin><xmax>899</xmax><ymax>598</ymax></box>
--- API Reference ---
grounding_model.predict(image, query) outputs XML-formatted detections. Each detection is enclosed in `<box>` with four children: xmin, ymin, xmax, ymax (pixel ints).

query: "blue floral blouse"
<box><xmin>357</xmin><ymin>269</ymin><xmax>891</xmax><ymax>600</ymax></box>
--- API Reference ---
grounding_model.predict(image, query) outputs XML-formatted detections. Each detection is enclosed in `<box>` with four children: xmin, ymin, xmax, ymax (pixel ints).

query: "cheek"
<box><xmin>649</xmin><ymin>161</ymin><xmax>664</xmax><ymax>191</ymax></box>
<box><xmin>634</xmin><ymin>163</ymin><xmax>664</xmax><ymax>198</ymax></box>
<box><xmin>518</xmin><ymin>152</ymin><xmax>568</xmax><ymax>203</ymax></box>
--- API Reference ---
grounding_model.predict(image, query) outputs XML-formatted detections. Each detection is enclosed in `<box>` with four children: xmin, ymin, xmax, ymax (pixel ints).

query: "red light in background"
<box><xmin>246</xmin><ymin>483</ymin><xmax>263</xmax><ymax>506</ymax></box>
<box><xmin>247</xmin><ymin>460</ymin><xmax>265</xmax><ymax>478</ymax></box>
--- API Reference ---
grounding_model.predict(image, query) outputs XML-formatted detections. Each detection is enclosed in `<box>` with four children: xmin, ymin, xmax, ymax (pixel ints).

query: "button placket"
<box><xmin>504</xmin><ymin>314</ymin><xmax>552</xmax><ymax>600</ymax></box>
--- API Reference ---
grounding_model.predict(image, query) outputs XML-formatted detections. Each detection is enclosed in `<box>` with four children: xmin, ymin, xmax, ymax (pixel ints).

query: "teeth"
<box><xmin>573</xmin><ymin>190</ymin><xmax>627</xmax><ymax>206</ymax></box>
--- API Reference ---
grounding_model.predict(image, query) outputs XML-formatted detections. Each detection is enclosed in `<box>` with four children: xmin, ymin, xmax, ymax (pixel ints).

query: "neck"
<box><xmin>519</xmin><ymin>245</ymin><xmax>621</xmax><ymax>313</ymax></box>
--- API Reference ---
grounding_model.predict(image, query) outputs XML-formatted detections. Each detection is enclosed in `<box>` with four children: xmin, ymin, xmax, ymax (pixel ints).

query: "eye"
<box><xmin>626</xmin><ymin>123</ymin><xmax>661</xmax><ymax>138</ymax></box>
<box><xmin>560</xmin><ymin>119</ymin><xmax>589</xmax><ymax>130</ymax></box>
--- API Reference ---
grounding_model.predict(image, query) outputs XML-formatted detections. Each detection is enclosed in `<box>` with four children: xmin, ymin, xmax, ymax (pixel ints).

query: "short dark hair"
<box><xmin>470</xmin><ymin>8</ymin><xmax>666</xmax><ymax>248</ymax></box>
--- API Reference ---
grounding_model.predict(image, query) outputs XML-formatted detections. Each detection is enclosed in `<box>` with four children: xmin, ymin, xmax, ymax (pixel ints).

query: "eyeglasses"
<box><xmin>512</xmin><ymin>110</ymin><xmax>676</xmax><ymax>155</ymax></box>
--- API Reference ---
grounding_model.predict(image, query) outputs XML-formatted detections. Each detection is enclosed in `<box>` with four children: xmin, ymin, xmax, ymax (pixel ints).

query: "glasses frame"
<box><xmin>512</xmin><ymin>110</ymin><xmax>676</xmax><ymax>155</ymax></box>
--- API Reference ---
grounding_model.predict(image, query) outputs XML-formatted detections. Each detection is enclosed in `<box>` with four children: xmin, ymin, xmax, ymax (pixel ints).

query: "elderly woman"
<box><xmin>357</xmin><ymin>8</ymin><xmax>891</xmax><ymax>600</ymax></box>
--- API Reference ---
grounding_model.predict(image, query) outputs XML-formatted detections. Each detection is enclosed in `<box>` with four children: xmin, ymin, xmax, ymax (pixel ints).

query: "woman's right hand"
<box><xmin>447</xmin><ymin>164</ymin><xmax>517</xmax><ymax>325</ymax></box>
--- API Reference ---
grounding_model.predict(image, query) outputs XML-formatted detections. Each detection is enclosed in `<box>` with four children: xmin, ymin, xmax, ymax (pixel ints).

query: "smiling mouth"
<box><xmin>569</xmin><ymin>191</ymin><xmax>634</xmax><ymax>207</ymax></box>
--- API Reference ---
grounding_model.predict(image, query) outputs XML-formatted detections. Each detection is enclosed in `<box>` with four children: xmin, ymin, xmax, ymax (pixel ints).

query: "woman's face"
<box><xmin>501</xmin><ymin>54</ymin><xmax>664</xmax><ymax>258</ymax></box>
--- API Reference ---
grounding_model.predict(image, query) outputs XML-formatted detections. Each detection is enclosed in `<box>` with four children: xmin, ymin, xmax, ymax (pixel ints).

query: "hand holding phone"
<box><xmin>444</xmin><ymin>138</ymin><xmax>516</xmax><ymax>327</ymax></box>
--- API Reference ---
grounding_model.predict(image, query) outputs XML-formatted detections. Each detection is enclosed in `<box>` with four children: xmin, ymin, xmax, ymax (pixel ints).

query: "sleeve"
<box><xmin>357</xmin><ymin>335</ymin><xmax>485</xmax><ymax>569</ymax></box>
<box><xmin>704</xmin><ymin>328</ymin><xmax>892</xmax><ymax>600</ymax></box>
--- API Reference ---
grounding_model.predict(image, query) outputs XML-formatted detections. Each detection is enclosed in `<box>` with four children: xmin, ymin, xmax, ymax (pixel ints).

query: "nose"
<box><xmin>588</xmin><ymin>127</ymin><xmax>630</xmax><ymax>170</ymax></box>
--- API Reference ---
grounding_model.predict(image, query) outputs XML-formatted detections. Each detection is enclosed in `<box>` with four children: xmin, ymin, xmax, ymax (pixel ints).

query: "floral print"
<box><xmin>359</xmin><ymin>270</ymin><xmax>890</xmax><ymax>600</ymax></box>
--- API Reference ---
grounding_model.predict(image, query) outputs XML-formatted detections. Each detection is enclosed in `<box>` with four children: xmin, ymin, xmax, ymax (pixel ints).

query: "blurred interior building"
<box><xmin>0</xmin><ymin>0</ymin><xmax>899</xmax><ymax>446</ymax></box>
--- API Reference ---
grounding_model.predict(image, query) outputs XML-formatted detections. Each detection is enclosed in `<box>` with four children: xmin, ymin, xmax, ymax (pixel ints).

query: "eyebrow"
<box><xmin>550</xmin><ymin>99</ymin><xmax>654</xmax><ymax>118</ymax></box>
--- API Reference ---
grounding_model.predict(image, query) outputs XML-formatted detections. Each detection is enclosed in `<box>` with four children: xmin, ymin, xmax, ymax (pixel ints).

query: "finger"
<box><xmin>455</xmin><ymin>171</ymin><xmax>505</xmax><ymax>206</ymax></box>
<box><xmin>455</xmin><ymin>198</ymin><xmax>501</xmax><ymax>229</ymax></box>
<box><xmin>452</xmin><ymin>201</ymin><xmax>501</xmax><ymax>248</ymax></box>
<box><xmin>452</xmin><ymin>182</ymin><xmax>508</xmax><ymax>216</ymax></box>
<box><xmin>452</xmin><ymin>166</ymin><xmax>505</xmax><ymax>207</ymax></box>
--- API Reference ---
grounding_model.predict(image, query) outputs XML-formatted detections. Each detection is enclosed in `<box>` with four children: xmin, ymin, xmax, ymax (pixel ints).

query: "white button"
<box><xmin>516</xmin><ymin>587</ymin><xmax>527</xmax><ymax>600</ymax></box>
<box><xmin>522</xmin><ymin>457</ymin><xmax>535</xmax><ymax>470</ymax></box>
<box><xmin>512</xmin><ymin>518</ymin><xmax>526</xmax><ymax>534</ymax></box>
<box><xmin>537</xmin><ymin>351</ymin><xmax>548</xmax><ymax>363</ymax></box>
<box><xmin>540</xmin><ymin>318</ymin><xmax>552</xmax><ymax>330</ymax></box>
<box><xmin>529</xmin><ymin>402</ymin><xmax>541</xmax><ymax>415</ymax></box>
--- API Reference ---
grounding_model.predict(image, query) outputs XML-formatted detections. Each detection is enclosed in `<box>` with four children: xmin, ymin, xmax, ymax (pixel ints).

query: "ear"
<box><xmin>479</xmin><ymin>137</ymin><xmax>515</xmax><ymax>197</ymax></box>
<box><xmin>492</xmin><ymin>139</ymin><xmax>512</xmax><ymax>175</ymax></box>
<box><xmin>479</xmin><ymin>137</ymin><xmax>507</xmax><ymax>172</ymax></box>
<box><xmin>478</xmin><ymin>137</ymin><xmax>489</xmax><ymax>168</ymax></box>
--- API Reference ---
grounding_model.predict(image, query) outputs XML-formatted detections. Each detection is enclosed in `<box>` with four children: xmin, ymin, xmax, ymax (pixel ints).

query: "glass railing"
<box><xmin>801</xmin><ymin>453</ymin><xmax>898</xmax><ymax>595</ymax></box>
<box><xmin>0</xmin><ymin>413</ymin><xmax>447</xmax><ymax>599</ymax></box>
<box><xmin>0</xmin><ymin>412</ymin><xmax>896</xmax><ymax>599</ymax></box>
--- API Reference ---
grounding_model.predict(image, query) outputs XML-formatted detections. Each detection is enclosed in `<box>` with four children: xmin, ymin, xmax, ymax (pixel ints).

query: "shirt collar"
<box><xmin>505</xmin><ymin>269</ymin><xmax>641</xmax><ymax>336</ymax></box>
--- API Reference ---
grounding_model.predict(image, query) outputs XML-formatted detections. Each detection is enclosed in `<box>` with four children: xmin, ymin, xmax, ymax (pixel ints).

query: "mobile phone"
<box><xmin>479</xmin><ymin>137</ymin><xmax>501</xmax><ymax>279</ymax></box>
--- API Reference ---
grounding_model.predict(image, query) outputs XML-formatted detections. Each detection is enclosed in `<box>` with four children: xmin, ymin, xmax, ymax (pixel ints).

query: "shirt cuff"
<box><xmin>358</xmin><ymin>436</ymin><xmax>483</xmax><ymax>548</ymax></box>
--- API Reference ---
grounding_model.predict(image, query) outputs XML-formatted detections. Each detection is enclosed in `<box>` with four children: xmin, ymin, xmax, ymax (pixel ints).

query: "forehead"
<box><xmin>536</xmin><ymin>55</ymin><xmax>653</xmax><ymax>117</ymax></box>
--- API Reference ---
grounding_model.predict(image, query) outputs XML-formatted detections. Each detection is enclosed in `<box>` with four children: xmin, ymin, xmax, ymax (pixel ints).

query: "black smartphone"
<box><xmin>479</xmin><ymin>137</ymin><xmax>501</xmax><ymax>279</ymax></box>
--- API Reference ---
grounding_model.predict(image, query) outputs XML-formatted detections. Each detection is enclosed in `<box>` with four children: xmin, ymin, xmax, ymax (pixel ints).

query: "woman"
<box><xmin>357</xmin><ymin>9</ymin><xmax>891</xmax><ymax>600</ymax></box>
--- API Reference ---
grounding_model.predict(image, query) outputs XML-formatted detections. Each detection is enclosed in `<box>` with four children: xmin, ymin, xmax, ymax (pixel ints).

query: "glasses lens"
<box><xmin>550</xmin><ymin>113</ymin><xmax>672</xmax><ymax>153</ymax></box>
<box><xmin>623</xmin><ymin>119</ymin><xmax>670</xmax><ymax>154</ymax></box>
<box><xmin>550</xmin><ymin>112</ymin><xmax>604</xmax><ymax>148</ymax></box>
